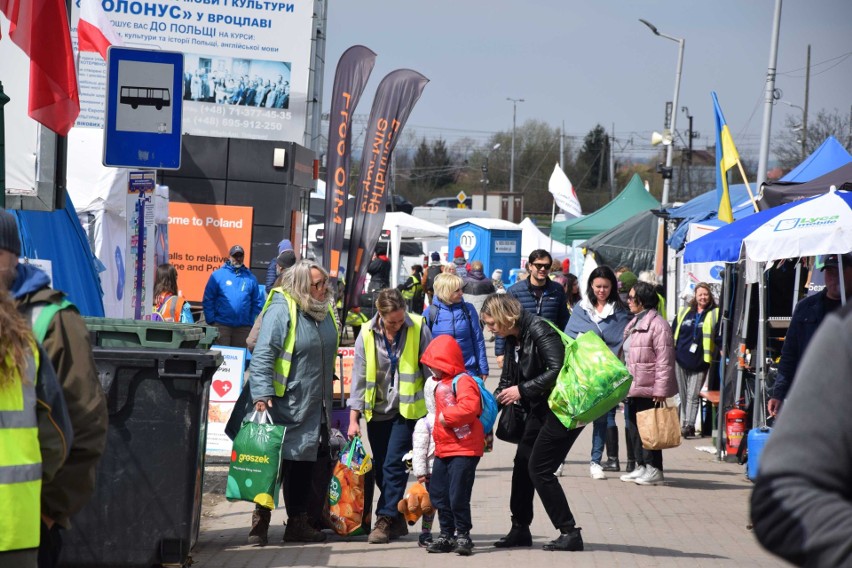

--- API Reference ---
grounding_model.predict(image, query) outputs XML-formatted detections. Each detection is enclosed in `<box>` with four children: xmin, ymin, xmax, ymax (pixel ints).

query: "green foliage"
<box><xmin>576</xmin><ymin>124</ymin><xmax>610</xmax><ymax>189</ymax></box>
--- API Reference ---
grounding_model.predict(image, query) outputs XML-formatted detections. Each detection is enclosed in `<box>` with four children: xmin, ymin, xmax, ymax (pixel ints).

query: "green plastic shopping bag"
<box><xmin>226</xmin><ymin>410</ymin><xmax>286</xmax><ymax>509</ymax></box>
<box><xmin>546</xmin><ymin>325</ymin><xmax>633</xmax><ymax>429</ymax></box>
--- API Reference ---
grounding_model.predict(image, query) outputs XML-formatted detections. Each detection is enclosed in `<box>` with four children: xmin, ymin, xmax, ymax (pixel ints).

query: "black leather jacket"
<box><xmin>496</xmin><ymin>311</ymin><xmax>565</xmax><ymax>415</ymax></box>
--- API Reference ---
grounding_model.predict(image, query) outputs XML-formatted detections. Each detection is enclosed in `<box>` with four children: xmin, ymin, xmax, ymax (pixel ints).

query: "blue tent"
<box><xmin>777</xmin><ymin>136</ymin><xmax>851</xmax><ymax>183</ymax></box>
<box><xmin>13</xmin><ymin>194</ymin><xmax>105</xmax><ymax>316</ymax></box>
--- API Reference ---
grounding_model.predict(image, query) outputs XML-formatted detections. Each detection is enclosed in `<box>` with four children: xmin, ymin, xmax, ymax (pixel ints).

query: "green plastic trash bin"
<box><xmin>60</xmin><ymin>347</ymin><xmax>223</xmax><ymax>568</ymax></box>
<box><xmin>84</xmin><ymin>317</ymin><xmax>205</xmax><ymax>349</ymax></box>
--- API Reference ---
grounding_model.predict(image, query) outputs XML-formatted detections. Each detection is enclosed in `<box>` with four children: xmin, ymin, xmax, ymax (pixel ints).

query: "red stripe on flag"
<box><xmin>77</xmin><ymin>19</ymin><xmax>112</xmax><ymax>60</ymax></box>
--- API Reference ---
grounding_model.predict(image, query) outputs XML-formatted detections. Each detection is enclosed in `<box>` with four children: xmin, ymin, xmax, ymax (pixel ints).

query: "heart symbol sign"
<box><xmin>212</xmin><ymin>380</ymin><xmax>232</xmax><ymax>398</ymax></box>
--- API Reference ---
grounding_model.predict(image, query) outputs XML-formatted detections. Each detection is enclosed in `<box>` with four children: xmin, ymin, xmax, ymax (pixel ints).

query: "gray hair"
<box><xmin>281</xmin><ymin>259</ymin><xmax>330</xmax><ymax>311</ymax></box>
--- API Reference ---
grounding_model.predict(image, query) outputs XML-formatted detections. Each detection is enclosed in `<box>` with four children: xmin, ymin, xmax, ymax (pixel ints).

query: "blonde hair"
<box><xmin>0</xmin><ymin>290</ymin><xmax>34</xmax><ymax>386</ymax></box>
<box><xmin>434</xmin><ymin>272</ymin><xmax>464</xmax><ymax>304</ymax></box>
<box><xmin>281</xmin><ymin>260</ymin><xmax>330</xmax><ymax>311</ymax></box>
<box><xmin>481</xmin><ymin>294</ymin><xmax>523</xmax><ymax>330</ymax></box>
<box><xmin>442</xmin><ymin>262</ymin><xmax>456</xmax><ymax>274</ymax></box>
<box><xmin>375</xmin><ymin>288</ymin><xmax>407</xmax><ymax>315</ymax></box>
<box><xmin>638</xmin><ymin>270</ymin><xmax>660</xmax><ymax>286</ymax></box>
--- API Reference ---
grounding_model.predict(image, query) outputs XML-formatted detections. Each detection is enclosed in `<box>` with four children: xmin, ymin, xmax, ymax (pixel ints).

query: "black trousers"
<box><xmin>626</xmin><ymin>397</ymin><xmax>664</xmax><ymax>470</ymax></box>
<box><xmin>510</xmin><ymin>408</ymin><xmax>584</xmax><ymax>531</ymax></box>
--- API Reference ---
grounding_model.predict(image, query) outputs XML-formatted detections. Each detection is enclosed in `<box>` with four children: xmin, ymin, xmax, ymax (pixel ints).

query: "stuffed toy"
<box><xmin>397</xmin><ymin>481</ymin><xmax>434</xmax><ymax>525</ymax></box>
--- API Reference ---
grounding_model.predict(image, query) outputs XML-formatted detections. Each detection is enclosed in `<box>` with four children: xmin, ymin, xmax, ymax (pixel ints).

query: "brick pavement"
<box><xmin>191</xmin><ymin>337</ymin><xmax>783</xmax><ymax>567</ymax></box>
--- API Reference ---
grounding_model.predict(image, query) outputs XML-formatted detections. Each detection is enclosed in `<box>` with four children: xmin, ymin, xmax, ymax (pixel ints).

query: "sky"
<box><xmin>322</xmin><ymin>0</ymin><xmax>852</xmax><ymax>163</ymax></box>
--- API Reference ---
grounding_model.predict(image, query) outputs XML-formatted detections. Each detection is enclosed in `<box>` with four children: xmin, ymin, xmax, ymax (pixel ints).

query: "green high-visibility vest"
<box><xmin>266</xmin><ymin>287</ymin><xmax>338</xmax><ymax>397</ymax></box>
<box><xmin>362</xmin><ymin>314</ymin><xmax>426</xmax><ymax>422</ymax></box>
<box><xmin>401</xmin><ymin>275</ymin><xmax>422</xmax><ymax>301</ymax></box>
<box><xmin>674</xmin><ymin>306</ymin><xmax>719</xmax><ymax>364</ymax></box>
<box><xmin>0</xmin><ymin>344</ymin><xmax>41</xmax><ymax>552</ymax></box>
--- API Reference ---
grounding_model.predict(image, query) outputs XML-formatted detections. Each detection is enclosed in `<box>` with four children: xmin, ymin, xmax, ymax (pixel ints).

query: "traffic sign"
<box><xmin>104</xmin><ymin>47</ymin><xmax>184</xmax><ymax>169</ymax></box>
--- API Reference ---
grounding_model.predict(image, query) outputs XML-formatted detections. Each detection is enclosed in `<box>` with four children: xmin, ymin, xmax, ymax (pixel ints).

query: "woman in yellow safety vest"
<box><xmin>398</xmin><ymin>264</ymin><xmax>424</xmax><ymax>314</ymax></box>
<box><xmin>348</xmin><ymin>288</ymin><xmax>433</xmax><ymax>545</ymax></box>
<box><xmin>0</xmin><ymin>290</ymin><xmax>71</xmax><ymax>567</ymax></box>
<box><xmin>249</xmin><ymin>260</ymin><xmax>339</xmax><ymax>545</ymax></box>
<box><xmin>672</xmin><ymin>282</ymin><xmax>719</xmax><ymax>439</ymax></box>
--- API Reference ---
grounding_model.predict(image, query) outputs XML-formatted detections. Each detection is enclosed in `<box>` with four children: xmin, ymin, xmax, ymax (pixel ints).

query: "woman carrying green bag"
<box><xmin>249</xmin><ymin>260</ymin><xmax>339</xmax><ymax>545</ymax></box>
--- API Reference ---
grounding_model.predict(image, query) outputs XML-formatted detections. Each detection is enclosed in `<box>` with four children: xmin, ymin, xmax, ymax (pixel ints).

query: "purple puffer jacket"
<box><xmin>624</xmin><ymin>309</ymin><xmax>677</xmax><ymax>399</ymax></box>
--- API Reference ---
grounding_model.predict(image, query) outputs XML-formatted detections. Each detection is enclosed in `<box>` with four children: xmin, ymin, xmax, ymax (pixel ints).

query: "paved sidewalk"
<box><xmin>193</xmin><ymin>400</ymin><xmax>781</xmax><ymax>568</ymax></box>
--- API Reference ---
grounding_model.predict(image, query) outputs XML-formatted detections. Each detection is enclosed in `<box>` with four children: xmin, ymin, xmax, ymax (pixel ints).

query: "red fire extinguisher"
<box><xmin>725</xmin><ymin>407</ymin><xmax>747</xmax><ymax>455</ymax></box>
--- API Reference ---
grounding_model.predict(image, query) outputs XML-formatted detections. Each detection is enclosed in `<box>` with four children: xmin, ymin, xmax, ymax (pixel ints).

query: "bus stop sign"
<box><xmin>104</xmin><ymin>47</ymin><xmax>184</xmax><ymax>169</ymax></box>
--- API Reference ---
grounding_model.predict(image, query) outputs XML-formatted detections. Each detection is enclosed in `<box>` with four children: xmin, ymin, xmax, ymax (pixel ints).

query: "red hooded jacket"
<box><xmin>420</xmin><ymin>335</ymin><xmax>484</xmax><ymax>457</ymax></box>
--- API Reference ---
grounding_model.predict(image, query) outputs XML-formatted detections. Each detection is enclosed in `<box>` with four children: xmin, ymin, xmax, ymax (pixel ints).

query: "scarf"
<box><xmin>304</xmin><ymin>297</ymin><xmax>332</xmax><ymax>322</ymax></box>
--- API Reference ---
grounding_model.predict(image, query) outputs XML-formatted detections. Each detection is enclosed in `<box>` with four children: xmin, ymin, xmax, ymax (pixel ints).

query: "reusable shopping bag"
<box><xmin>546</xmin><ymin>325</ymin><xmax>633</xmax><ymax>430</ymax></box>
<box><xmin>637</xmin><ymin>401</ymin><xmax>682</xmax><ymax>450</ymax></box>
<box><xmin>225</xmin><ymin>411</ymin><xmax>286</xmax><ymax>509</ymax></box>
<box><xmin>328</xmin><ymin>436</ymin><xmax>374</xmax><ymax>536</ymax></box>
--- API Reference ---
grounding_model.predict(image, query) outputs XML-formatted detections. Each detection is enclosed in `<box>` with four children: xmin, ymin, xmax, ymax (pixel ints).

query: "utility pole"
<box><xmin>507</xmin><ymin>97</ymin><xmax>524</xmax><ymax>192</ymax></box>
<box><xmin>609</xmin><ymin>123</ymin><xmax>617</xmax><ymax>200</ymax></box>
<box><xmin>756</xmin><ymin>0</ymin><xmax>783</xmax><ymax>189</ymax></box>
<box><xmin>802</xmin><ymin>44</ymin><xmax>810</xmax><ymax>161</ymax></box>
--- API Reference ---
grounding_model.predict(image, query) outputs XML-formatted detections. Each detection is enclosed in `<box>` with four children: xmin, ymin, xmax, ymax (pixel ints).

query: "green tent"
<box><xmin>551</xmin><ymin>174</ymin><xmax>660</xmax><ymax>244</ymax></box>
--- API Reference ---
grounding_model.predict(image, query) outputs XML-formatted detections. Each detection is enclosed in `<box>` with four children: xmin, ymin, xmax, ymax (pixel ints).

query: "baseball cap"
<box><xmin>229</xmin><ymin>245</ymin><xmax>245</xmax><ymax>256</ymax></box>
<box><xmin>819</xmin><ymin>253</ymin><xmax>852</xmax><ymax>270</ymax></box>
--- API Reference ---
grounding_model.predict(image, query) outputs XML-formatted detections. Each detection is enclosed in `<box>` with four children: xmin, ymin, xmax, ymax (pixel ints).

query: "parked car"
<box><xmin>387</xmin><ymin>194</ymin><xmax>414</xmax><ymax>214</ymax></box>
<box><xmin>424</xmin><ymin>196</ymin><xmax>473</xmax><ymax>209</ymax></box>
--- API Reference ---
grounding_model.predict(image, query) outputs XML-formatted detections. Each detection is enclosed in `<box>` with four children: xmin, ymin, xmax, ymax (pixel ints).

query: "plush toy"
<box><xmin>397</xmin><ymin>481</ymin><xmax>434</xmax><ymax>525</ymax></box>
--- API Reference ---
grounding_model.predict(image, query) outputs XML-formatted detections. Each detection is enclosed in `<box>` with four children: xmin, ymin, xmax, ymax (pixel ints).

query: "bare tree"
<box><xmin>774</xmin><ymin>108</ymin><xmax>851</xmax><ymax>171</ymax></box>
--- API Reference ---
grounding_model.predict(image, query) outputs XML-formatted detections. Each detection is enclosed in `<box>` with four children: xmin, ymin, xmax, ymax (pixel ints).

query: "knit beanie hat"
<box><xmin>430</xmin><ymin>251</ymin><xmax>440</xmax><ymax>262</ymax></box>
<box><xmin>0</xmin><ymin>209</ymin><xmax>22</xmax><ymax>256</ymax></box>
<box><xmin>618</xmin><ymin>271</ymin><xmax>638</xmax><ymax>293</ymax></box>
<box><xmin>278</xmin><ymin>239</ymin><xmax>293</xmax><ymax>254</ymax></box>
<box><xmin>276</xmin><ymin>249</ymin><xmax>297</xmax><ymax>270</ymax></box>
<box><xmin>562</xmin><ymin>258</ymin><xmax>571</xmax><ymax>274</ymax></box>
<box><xmin>453</xmin><ymin>246</ymin><xmax>465</xmax><ymax>259</ymax></box>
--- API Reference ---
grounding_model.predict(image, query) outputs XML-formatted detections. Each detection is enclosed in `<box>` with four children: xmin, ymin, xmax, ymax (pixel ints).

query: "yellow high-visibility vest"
<box><xmin>0</xmin><ymin>345</ymin><xmax>41</xmax><ymax>552</ymax></box>
<box><xmin>362</xmin><ymin>315</ymin><xmax>426</xmax><ymax>422</ymax></box>
<box><xmin>674</xmin><ymin>306</ymin><xmax>719</xmax><ymax>364</ymax></box>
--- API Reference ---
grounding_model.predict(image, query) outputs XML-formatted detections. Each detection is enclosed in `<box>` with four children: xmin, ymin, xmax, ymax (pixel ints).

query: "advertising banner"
<box><xmin>323</xmin><ymin>45</ymin><xmax>377</xmax><ymax>281</ymax></box>
<box><xmin>126</xmin><ymin>171</ymin><xmax>156</xmax><ymax>319</ymax></box>
<box><xmin>206</xmin><ymin>345</ymin><xmax>246</xmax><ymax>457</ymax></box>
<box><xmin>167</xmin><ymin>202</ymin><xmax>254</xmax><ymax>302</ymax></box>
<box><xmin>343</xmin><ymin>69</ymin><xmax>429</xmax><ymax>313</ymax></box>
<box><xmin>69</xmin><ymin>0</ymin><xmax>314</xmax><ymax>142</ymax></box>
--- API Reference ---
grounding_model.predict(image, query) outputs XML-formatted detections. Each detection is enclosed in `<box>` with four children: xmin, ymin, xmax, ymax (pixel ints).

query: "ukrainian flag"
<box><xmin>712</xmin><ymin>92</ymin><xmax>740</xmax><ymax>223</ymax></box>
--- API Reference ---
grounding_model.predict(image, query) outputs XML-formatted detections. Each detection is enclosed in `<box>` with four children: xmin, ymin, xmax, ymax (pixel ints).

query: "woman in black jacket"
<box><xmin>480</xmin><ymin>294</ymin><xmax>585</xmax><ymax>552</ymax></box>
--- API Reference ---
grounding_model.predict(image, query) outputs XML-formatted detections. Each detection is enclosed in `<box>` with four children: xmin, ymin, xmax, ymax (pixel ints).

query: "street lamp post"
<box><xmin>640</xmin><ymin>18</ymin><xmax>684</xmax><ymax>206</ymax></box>
<box><xmin>779</xmin><ymin>99</ymin><xmax>807</xmax><ymax>161</ymax></box>
<box><xmin>507</xmin><ymin>97</ymin><xmax>524</xmax><ymax>193</ymax></box>
<box><xmin>480</xmin><ymin>142</ymin><xmax>501</xmax><ymax>209</ymax></box>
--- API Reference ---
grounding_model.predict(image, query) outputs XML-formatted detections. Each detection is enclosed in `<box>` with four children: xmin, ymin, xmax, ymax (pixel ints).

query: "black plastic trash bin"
<box><xmin>60</xmin><ymin>347</ymin><xmax>223</xmax><ymax>568</ymax></box>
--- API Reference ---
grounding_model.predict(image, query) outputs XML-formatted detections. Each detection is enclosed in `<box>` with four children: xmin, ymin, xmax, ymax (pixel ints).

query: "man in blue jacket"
<box><xmin>768</xmin><ymin>253</ymin><xmax>852</xmax><ymax>417</ymax></box>
<box><xmin>495</xmin><ymin>249</ymin><xmax>570</xmax><ymax>368</ymax></box>
<box><xmin>202</xmin><ymin>244</ymin><xmax>263</xmax><ymax>347</ymax></box>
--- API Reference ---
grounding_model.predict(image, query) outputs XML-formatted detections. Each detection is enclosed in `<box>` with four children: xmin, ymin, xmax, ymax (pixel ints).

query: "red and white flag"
<box><xmin>0</xmin><ymin>0</ymin><xmax>80</xmax><ymax>135</ymax></box>
<box><xmin>548</xmin><ymin>163</ymin><xmax>582</xmax><ymax>218</ymax></box>
<box><xmin>77</xmin><ymin>0</ymin><xmax>123</xmax><ymax>60</ymax></box>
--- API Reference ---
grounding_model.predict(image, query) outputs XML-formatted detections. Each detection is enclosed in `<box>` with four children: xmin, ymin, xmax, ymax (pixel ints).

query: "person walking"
<box><xmin>672</xmin><ymin>282</ymin><xmax>719</xmax><ymax>438</ymax></box>
<box><xmin>202</xmin><ymin>244</ymin><xmax>263</xmax><ymax>347</ymax></box>
<box><xmin>462</xmin><ymin>260</ymin><xmax>495</xmax><ymax>315</ymax></box>
<box><xmin>398</xmin><ymin>264</ymin><xmax>425</xmax><ymax>314</ymax></box>
<box><xmin>348</xmin><ymin>288</ymin><xmax>433</xmax><ymax>544</ymax></box>
<box><xmin>482</xmin><ymin>294</ymin><xmax>584</xmax><ymax>552</ymax></box>
<box><xmin>248</xmin><ymin>260</ymin><xmax>339</xmax><ymax>545</ymax></box>
<box><xmin>564</xmin><ymin>266</ymin><xmax>630</xmax><ymax>479</ymax></box>
<box><xmin>420</xmin><ymin>335</ymin><xmax>484</xmax><ymax>556</ymax></box>
<box><xmin>619</xmin><ymin>281</ymin><xmax>678</xmax><ymax>486</ymax></box>
<box><xmin>367</xmin><ymin>248</ymin><xmax>391</xmax><ymax>292</ymax></box>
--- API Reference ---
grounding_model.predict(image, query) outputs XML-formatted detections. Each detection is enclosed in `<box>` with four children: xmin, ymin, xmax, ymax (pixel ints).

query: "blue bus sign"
<box><xmin>104</xmin><ymin>47</ymin><xmax>184</xmax><ymax>169</ymax></box>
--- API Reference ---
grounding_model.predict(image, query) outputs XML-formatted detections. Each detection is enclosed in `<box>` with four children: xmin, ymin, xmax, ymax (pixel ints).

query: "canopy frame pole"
<box><xmin>716</xmin><ymin>263</ymin><xmax>733</xmax><ymax>460</ymax></box>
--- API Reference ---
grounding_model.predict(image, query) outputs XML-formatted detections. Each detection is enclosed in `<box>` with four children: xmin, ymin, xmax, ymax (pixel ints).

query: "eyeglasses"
<box><xmin>627</xmin><ymin>295</ymin><xmax>636</xmax><ymax>303</ymax></box>
<box><xmin>530</xmin><ymin>262</ymin><xmax>551</xmax><ymax>271</ymax></box>
<box><xmin>311</xmin><ymin>279</ymin><xmax>327</xmax><ymax>290</ymax></box>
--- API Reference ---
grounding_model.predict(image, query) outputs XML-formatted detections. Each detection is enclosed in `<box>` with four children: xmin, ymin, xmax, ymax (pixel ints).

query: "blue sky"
<box><xmin>323</xmin><ymin>0</ymin><xmax>852</xmax><ymax>162</ymax></box>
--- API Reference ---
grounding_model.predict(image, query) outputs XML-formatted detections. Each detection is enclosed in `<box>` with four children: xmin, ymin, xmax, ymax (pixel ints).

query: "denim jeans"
<box><xmin>366</xmin><ymin>414</ymin><xmax>416</xmax><ymax>517</ymax></box>
<box><xmin>429</xmin><ymin>455</ymin><xmax>480</xmax><ymax>535</ymax></box>
<box><xmin>590</xmin><ymin>407</ymin><xmax>617</xmax><ymax>464</ymax></box>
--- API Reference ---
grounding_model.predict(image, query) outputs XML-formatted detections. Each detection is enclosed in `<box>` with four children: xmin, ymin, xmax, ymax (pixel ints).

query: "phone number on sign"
<box><xmin>221</xmin><ymin>118</ymin><xmax>284</xmax><ymax>130</ymax></box>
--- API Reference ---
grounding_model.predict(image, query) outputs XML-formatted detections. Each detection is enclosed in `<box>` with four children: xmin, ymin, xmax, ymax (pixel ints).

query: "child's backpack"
<box><xmin>452</xmin><ymin>373</ymin><xmax>498</xmax><ymax>433</ymax></box>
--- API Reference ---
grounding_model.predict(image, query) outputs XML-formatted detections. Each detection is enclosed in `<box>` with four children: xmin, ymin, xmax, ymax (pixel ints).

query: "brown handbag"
<box><xmin>636</xmin><ymin>401</ymin><xmax>682</xmax><ymax>450</ymax></box>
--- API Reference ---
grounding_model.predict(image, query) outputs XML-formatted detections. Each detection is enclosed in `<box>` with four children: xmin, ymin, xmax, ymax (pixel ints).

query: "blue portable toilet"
<box><xmin>448</xmin><ymin>218</ymin><xmax>523</xmax><ymax>278</ymax></box>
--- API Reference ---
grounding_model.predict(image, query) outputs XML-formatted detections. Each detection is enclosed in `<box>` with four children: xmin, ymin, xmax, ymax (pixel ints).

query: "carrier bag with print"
<box><xmin>328</xmin><ymin>435</ymin><xmax>374</xmax><ymax>536</ymax></box>
<box><xmin>226</xmin><ymin>411</ymin><xmax>286</xmax><ymax>509</ymax></box>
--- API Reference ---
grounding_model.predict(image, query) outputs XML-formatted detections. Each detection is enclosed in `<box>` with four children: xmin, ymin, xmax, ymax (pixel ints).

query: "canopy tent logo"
<box><xmin>773</xmin><ymin>215</ymin><xmax>839</xmax><ymax>232</ymax></box>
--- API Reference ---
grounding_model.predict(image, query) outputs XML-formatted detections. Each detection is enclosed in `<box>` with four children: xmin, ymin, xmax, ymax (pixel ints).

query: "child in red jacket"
<box><xmin>419</xmin><ymin>334</ymin><xmax>484</xmax><ymax>556</ymax></box>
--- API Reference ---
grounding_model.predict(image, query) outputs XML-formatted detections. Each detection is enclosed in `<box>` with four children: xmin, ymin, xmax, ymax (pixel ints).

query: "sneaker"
<box><xmin>589</xmin><ymin>462</ymin><xmax>606</xmax><ymax>480</ymax></box>
<box><xmin>427</xmin><ymin>534</ymin><xmax>456</xmax><ymax>553</ymax></box>
<box><xmin>634</xmin><ymin>466</ymin><xmax>664</xmax><ymax>486</ymax></box>
<box><xmin>368</xmin><ymin>515</ymin><xmax>393</xmax><ymax>544</ymax></box>
<box><xmin>418</xmin><ymin>532</ymin><xmax>433</xmax><ymax>548</ymax></box>
<box><xmin>542</xmin><ymin>527</ymin><xmax>583</xmax><ymax>552</ymax></box>
<box><xmin>620</xmin><ymin>465</ymin><xmax>646</xmax><ymax>482</ymax></box>
<box><xmin>454</xmin><ymin>533</ymin><xmax>474</xmax><ymax>556</ymax></box>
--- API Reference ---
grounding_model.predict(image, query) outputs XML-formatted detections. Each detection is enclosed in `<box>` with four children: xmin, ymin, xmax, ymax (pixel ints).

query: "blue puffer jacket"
<box><xmin>427</xmin><ymin>299</ymin><xmax>488</xmax><ymax>377</ymax></box>
<box><xmin>495</xmin><ymin>278</ymin><xmax>570</xmax><ymax>356</ymax></box>
<box><xmin>202</xmin><ymin>262</ymin><xmax>263</xmax><ymax>327</ymax></box>
<box><xmin>564</xmin><ymin>300</ymin><xmax>631</xmax><ymax>355</ymax></box>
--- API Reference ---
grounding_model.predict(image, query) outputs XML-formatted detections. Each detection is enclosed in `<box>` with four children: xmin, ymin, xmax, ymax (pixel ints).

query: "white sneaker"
<box><xmin>620</xmin><ymin>465</ymin><xmax>646</xmax><ymax>482</ymax></box>
<box><xmin>589</xmin><ymin>462</ymin><xmax>606</xmax><ymax>480</ymax></box>
<box><xmin>634</xmin><ymin>466</ymin><xmax>664</xmax><ymax>486</ymax></box>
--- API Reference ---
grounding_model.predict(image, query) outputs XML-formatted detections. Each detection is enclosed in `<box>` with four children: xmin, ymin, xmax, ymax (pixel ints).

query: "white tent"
<box><xmin>384</xmin><ymin>212</ymin><xmax>449</xmax><ymax>286</ymax></box>
<box><xmin>519</xmin><ymin>217</ymin><xmax>572</xmax><ymax>259</ymax></box>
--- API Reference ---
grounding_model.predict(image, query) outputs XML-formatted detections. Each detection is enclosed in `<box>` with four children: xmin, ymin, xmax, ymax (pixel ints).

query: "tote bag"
<box><xmin>636</xmin><ymin>401</ymin><xmax>682</xmax><ymax>450</ymax></box>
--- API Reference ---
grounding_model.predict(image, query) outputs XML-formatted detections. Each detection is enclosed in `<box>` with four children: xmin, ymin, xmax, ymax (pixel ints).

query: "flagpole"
<box><xmin>735</xmin><ymin>158</ymin><xmax>759</xmax><ymax>212</ymax></box>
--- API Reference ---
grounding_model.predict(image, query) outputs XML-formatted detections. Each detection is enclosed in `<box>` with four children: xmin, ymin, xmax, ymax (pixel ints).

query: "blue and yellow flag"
<box><xmin>712</xmin><ymin>92</ymin><xmax>740</xmax><ymax>223</ymax></box>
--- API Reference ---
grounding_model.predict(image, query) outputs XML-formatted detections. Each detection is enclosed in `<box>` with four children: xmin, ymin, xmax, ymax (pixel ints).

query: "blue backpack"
<box><xmin>452</xmin><ymin>373</ymin><xmax>498</xmax><ymax>433</ymax></box>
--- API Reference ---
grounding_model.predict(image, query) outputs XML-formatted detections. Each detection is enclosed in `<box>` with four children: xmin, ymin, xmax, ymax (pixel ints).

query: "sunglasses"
<box><xmin>530</xmin><ymin>262</ymin><xmax>551</xmax><ymax>271</ymax></box>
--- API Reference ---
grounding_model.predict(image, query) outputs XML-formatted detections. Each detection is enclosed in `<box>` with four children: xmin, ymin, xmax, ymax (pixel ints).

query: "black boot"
<box><xmin>248</xmin><ymin>505</ymin><xmax>271</xmax><ymax>546</ymax></box>
<box><xmin>602</xmin><ymin>426</ymin><xmax>620</xmax><ymax>471</ymax></box>
<box><xmin>543</xmin><ymin>527</ymin><xmax>583</xmax><ymax>551</ymax></box>
<box><xmin>283</xmin><ymin>513</ymin><xmax>327</xmax><ymax>543</ymax></box>
<box><xmin>494</xmin><ymin>518</ymin><xmax>532</xmax><ymax>548</ymax></box>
